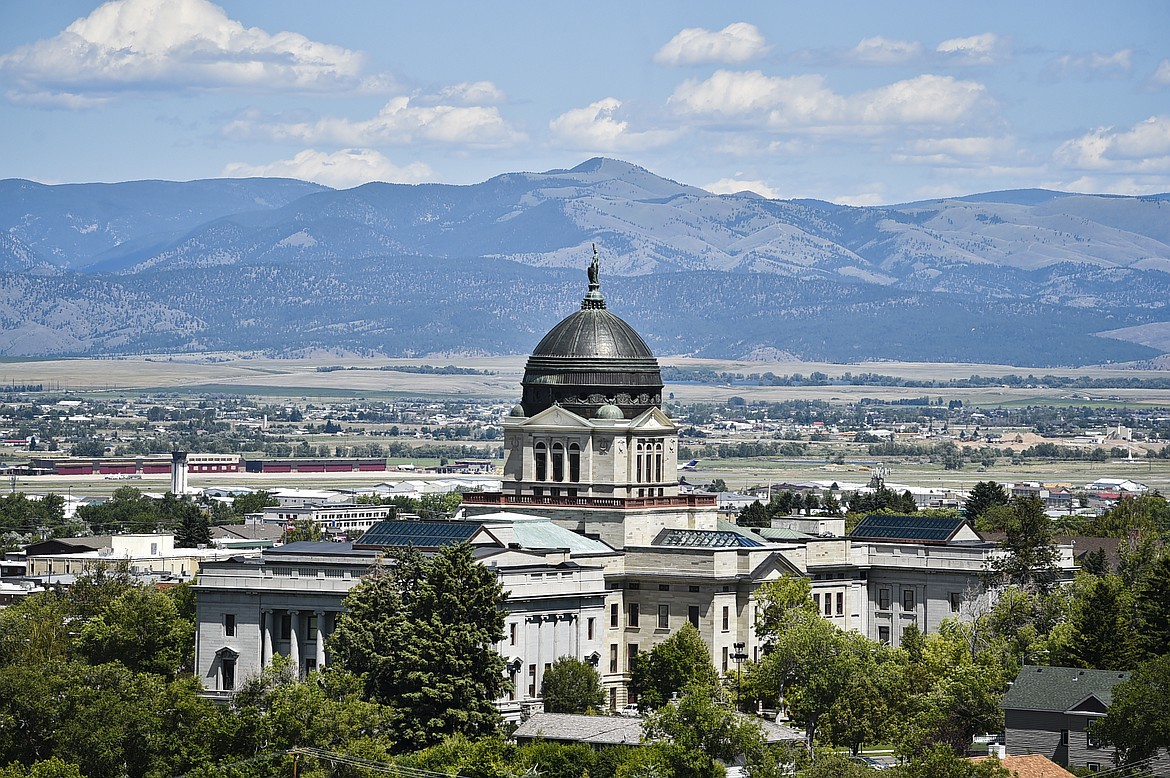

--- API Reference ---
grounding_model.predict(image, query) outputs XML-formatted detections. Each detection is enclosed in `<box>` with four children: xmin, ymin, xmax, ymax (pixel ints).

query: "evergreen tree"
<box><xmin>964</xmin><ymin>481</ymin><xmax>1009</xmax><ymax>525</ymax></box>
<box><xmin>737</xmin><ymin>501</ymin><xmax>770</xmax><ymax>528</ymax></box>
<box><xmin>984</xmin><ymin>497</ymin><xmax>1060</xmax><ymax>594</ymax></box>
<box><xmin>1133</xmin><ymin>552</ymin><xmax>1170</xmax><ymax>660</ymax></box>
<box><xmin>1057</xmin><ymin>575</ymin><xmax>1135</xmax><ymax>670</ymax></box>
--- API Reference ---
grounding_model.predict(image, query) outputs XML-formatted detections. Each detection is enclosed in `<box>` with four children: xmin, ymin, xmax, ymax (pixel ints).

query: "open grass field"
<box><xmin>6</xmin><ymin>354</ymin><xmax>1170</xmax><ymax>408</ymax></box>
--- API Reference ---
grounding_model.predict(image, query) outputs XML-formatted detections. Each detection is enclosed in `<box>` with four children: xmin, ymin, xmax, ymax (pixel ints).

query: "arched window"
<box><xmin>552</xmin><ymin>442</ymin><xmax>565</xmax><ymax>482</ymax></box>
<box><xmin>568</xmin><ymin>443</ymin><xmax>581</xmax><ymax>482</ymax></box>
<box><xmin>535</xmin><ymin>442</ymin><xmax>547</xmax><ymax>481</ymax></box>
<box><xmin>635</xmin><ymin>441</ymin><xmax>644</xmax><ymax>483</ymax></box>
<box><xmin>655</xmin><ymin>442</ymin><xmax>664</xmax><ymax>483</ymax></box>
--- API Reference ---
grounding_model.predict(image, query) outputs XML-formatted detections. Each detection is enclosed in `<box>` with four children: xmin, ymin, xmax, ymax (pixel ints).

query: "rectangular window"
<box><xmin>610</xmin><ymin>644</ymin><xmax>618</xmax><ymax>672</ymax></box>
<box><xmin>903</xmin><ymin>589</ymin><xmax>916</xmax><ymax>611</ymax></box>
<box><xmin>824</xmin><ymin>594</ymin><xmax>832</xmax><ymax>616</ymax></box>
<box><xmin>627</xmin><ymin>643</ymin><xmax>638</xmax><ymax>672</ymax></box>
<box><xmin>836</xmin><ymin>592</ymin><xmax>844</xmax><ymax>616</ymax></box>
<box><xmin>814</xmin><ymin>593</ymin><xmax>821</xmax><ymax>610</ymax></box>
<box><xmin>1087</xmin><ymin>764</ymin><xmax>1101</xmax><ymax>774</ymax></box>
<box><xmin>1086</xmin><ymin>730</ymin><xmax>1100</xmax><ymax>749</ymax></box>
<box><xmin>722</xmin><ymin>605</ymin><xmax>729</xmax><ymax>632</ymax></box>
<box><xmin>628</xmin><ymin>603</ymin><xmax>640</xmax><ymax>628</ymax></box>
<box><xmin>722</xmin><ymin>646</ymin><xmax>729</xmax><ymax>674</ymax></box>
<box><xmin>528</xmin><ymin>664</ymin><xmax>536</xmax><ymax>698</ymax></box>
<box><xmin>659</xmin><ymin>584</ymin><xmax>670</xmax><ymax>591</ymax></box>
<box><xmin>610</xmin><ymin>602</ymin><xmax>619</xmax><ymax>628</ymax></box>
<box><xmin>222</xmin><ymin>657</ymin><xmax>236</xmax><ymax>691</ymax></box>
<box><xmin>510</xmin><ymin>623</ymin><xmax>517</xmax><ymax>645</ymax></box>
<box><xmin>307</xmin><ymin>615</ymin><xmax>318</xmax><ymax>641</ymax></box>
<box><xmin>878</xmin><ymin>588</ymin><xmax>891</xmax><ymax>610</ymax></box>
<box><xmin>658</xmin><ymin>604</ymin><xmax>669</xmax><ymax>629</ymax></box>
<box><xmin>950</xmin><ymin>592</ymin><xmax>961</xmax><ymax>613</ymax></box>
<box><xmin>280</xmin><ymin>614</ymin><xmax>292</xmax><ymax>641</ymax></box>
<box><xmin>587</xmin><ymin>618</ymin><xmax>595</xmax><ymax>641</ymax></box>
<box><xmin>1060</xmin><ymin>729</ymin><xmax>1069</xmax><ymax>746</ymax></box>
<box><xmin>688</xmin><ymin>605</ymin><xmax>700</xmax><ymax>629</ymax></box>
<box><xmin>628</xmin><ymin>582</ymin><xmax>640</xmax><ymax>590</ymax></box>
<box><xmin>689</xmin><ymin>585</ymin><xmax>700</xmax><ymax>593</ymax></box>
<box><xmin>224</xmin><ymin>613</ymin><xmax>236</xmax><ymax>637</ymax></box>
<box><xmin>306</xmin><ymin>658</ymin><xmax>316</xmax><ymax>673</ymax></box>
<box><xmin>878</xmin><ymin>626</ymin><xmax>890</xmax><ymax>645</ymax></box>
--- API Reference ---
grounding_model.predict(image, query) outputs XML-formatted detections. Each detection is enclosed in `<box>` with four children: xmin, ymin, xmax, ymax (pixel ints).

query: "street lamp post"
<box><xmin>731</xmin><ymin>642</ymin><xmax>748</xmax><ymax>712</ymax></box>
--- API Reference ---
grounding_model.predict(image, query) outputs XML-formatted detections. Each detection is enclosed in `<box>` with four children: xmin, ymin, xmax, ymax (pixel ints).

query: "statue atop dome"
<box><xmin>583</xmin><ymin>243</ymin><xmax>605</xmax><ymax>309</ymax></box>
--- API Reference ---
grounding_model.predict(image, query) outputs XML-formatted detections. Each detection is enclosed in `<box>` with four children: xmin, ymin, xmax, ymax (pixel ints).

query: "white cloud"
<box><xmin>221</xmin><ymin>148</ymin><xmax>433</xmax><ymax>188</ymax></box>
<box><xmin>669</xmin><ymin>70</ymin><xmax>988</xmax><ymax>131</ymax></box>
<box><xmin>1048</xmin><ymin>49</ymin><xmax>1133</xmax><ymax>80</ymax></box>
<box><xmin>224</xmin><ymin>92</ymin><xmax>524</xmax><ymax>147</ymax></box>
<box><xmin>432</xmin><ymin>81</ymin><xmax>506</xmax><ymax>106</ymax></box>
<box><xmin>851</xmin><ymin>36</ymin><xmax>922</xmax><ymax>65</ymax></box>
<box><xmin>0</xmin><ymin>0</ymin><xmax>366</xmax><ymax>102</ymax></box>
<box><xmin>935</xmin><ymin>32</ymin><xmax>1006</xmax><ymax>65</ymax></box>
<box><xmin>548</xmin><ymin>98</ymin><xmax>676</xmax><ymax>151</ymax></box>
<box><xmin>654</xmin><ymin>23</ymin><xmax>768</xmax><ymax>66</ymax></box>
<box><xmin>703</xmin><ymin>178</ymin><xmax>780</xmax><ymax>198</ymax></box>
<box><xmin>1056</xmin><ymin>115</ymin><xmax>1170</xmax><ymax>173</ymax></box>
<box><xmin>1150</xmin><ymin>59</ymin><xmax>1170</xmax><ymax>87</ymax></box>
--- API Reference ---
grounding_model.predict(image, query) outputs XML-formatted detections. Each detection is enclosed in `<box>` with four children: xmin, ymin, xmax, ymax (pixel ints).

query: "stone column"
<box><xmin>315</xmin><ymin>610</ymin><xmax>327</xmax><ymax>670</ymax></box>
<box><xmin>289</xmin><ymin>610</ymin><xmax>301</xmax><ymax>677</ymax></box>
<box><xmin>261</xmin><ymin>609</ymin><xmax>273</xmax><ymax>667</ymax></box>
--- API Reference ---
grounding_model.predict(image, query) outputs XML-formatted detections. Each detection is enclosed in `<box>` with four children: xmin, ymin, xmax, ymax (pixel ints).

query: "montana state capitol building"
<box><xmin>194</xmin><ymin>253</ymin><xmax>1009</xmax><ymax>715</ymax></box>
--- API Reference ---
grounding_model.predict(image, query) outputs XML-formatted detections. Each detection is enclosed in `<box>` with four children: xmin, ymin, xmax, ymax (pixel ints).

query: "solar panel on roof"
<box><xmin>355</xmin><ymin>520</ymin><xmax>479</xmax><ymax>548</ymax></box>
<box><xmin>849</xmin><ymin>514</ymin><xmax>965</xmax><ymax>542</ymax></box>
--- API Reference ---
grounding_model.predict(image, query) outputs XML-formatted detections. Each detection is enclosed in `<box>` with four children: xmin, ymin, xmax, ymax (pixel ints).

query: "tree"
<box><xmin>897</xmin><ymin>664</ymin><xmax>1006</xmax><ymax>759</ymax></box>
<box><xmin>1093</xmin><ymin>653</ymin><xmax>1170</xmax><ymax>765</ymax></box>
<box><xmin>737</xmin><ymin>501</ymin><xmax>770</xmax><ymax>528</ymax></box>
<box><xmin>802</xmin><ymin>492</ymin><xmax>820</xmax><ymax>516</ymax></box>
<box><xmin>820</xmin><ymin>492</ymin><xmax>841</xmax><ymax>517</ymax></box>
<box><xmin>964</xmin><ymin>482</ymin><xmax>1009</xmax><ymax>526</ymax></box>
<box><xmin>1133</xmin><ymin>552</ymin><xmax>1170</xmax><ymax>660</ymax></box>
<box><xmin>541</xmin><ymin>656</ymin><xmax>605</xmax><ymax>714</ymax></box>
<box><xmin>231</xmin><ymin>491</ymin><xmax>279</xmax><ymax>518</ymax></box>
<box><xmin>707</xmin><ymin>478</ymin><xmax>728</xmax><ymax>493</ymax></box>
<box><xmin>329</xmin><ymin>544</ymin><xmax>507</xmax><ymax>751</ymax></box>
<box><xmin>753</xmin><ymin>575</ymin><xmax>817</xmax><ymax>646</ymax></box>
<box><xmin>628</xmin><ymin>622</ymin><xmax>719</xmax><ymax>711</ymax></box>
<box><xmin>642</xmin><ymin>681</ymin><xmax>764</xmax><ymax>778</ymax></box>
<box><xmin>984</xmin><ymin>497</ymin><xmax>1060</xmax><ymax>594</ymax></box>
<box><xmin>1052</xmin><ymin>574</ymin><xmax>1136</xmax><ymax>670</ymax></box>
<box><xmin>76</xmin><ymin>586</ymin><xmax>194</xmax><ymax>676</ymax></box>
<box><xmin>166</xmin><ymin>495</ymin><xmax>211</xmax><ymax>548</ymax></box>
<box><xmin>901</xmin><ymin>745</ymin><xmax>1009</xmax><ymax>778</ymax></box>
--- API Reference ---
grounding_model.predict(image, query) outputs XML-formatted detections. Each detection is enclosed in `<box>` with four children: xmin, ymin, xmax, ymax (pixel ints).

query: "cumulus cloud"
<box><xmin>894</xmin><ymin>136</ymin><xmax>1015</xmax><ymax>165</ymax></box>
<box><xmin>654</xmin><ymin>23</ymin><xmax>768</xmax><ymax>66</ymax></box>
<box><xmin>1055</xmin><ymin>115</ymin><xmax>1170</xmax><ymax>173</ymax></box>
<box><xmin>851</xmin><ymin>36</ymin><xmax>922</xmax><ymax>65</ymax></box>
<box><xmin>703</xmin><ymin>177</ymin><xmax>780</xmax><ymax>198</ymax></box>
<box><xmin>0</xmin><ymin>0</ymin><xmax>366</xmax><ymax>103</ymax></box>
<box><xmin>224</xmin><ymin>92</ymin><xmax>524</xmax><ymax>147</ymax></box>
<box><xmin>669</xmin><ymin>70</ymin><xmax>988</xmax><ymax>131</ymax></box>
<box><xmin>222</xmin><ymin>148</ymin><xmax>433</xmax><ymax>188</ymax></box>
<box><xmin>548</xmin><ymin>98</ymin><xmax>676</xmax><ymax>151</ymax></box>
<box><xmin>935</xmin><ymin>32</ymin><xmax>1006</xmax><ymax>65</ymax></box>
<box><xmin>1150</xmin><ymin>58</ymin><xmax>1170</xmax><ymax>87</ymax></box>
<box><xmin>431</xmin><ymin>81</ymin><xmax>506</xmax><ymax>106</ymax></box>
<box><xmin>1047</xmin><ymin>49</ymin><xmax>1133</xmax><ymax>80</ymax></box>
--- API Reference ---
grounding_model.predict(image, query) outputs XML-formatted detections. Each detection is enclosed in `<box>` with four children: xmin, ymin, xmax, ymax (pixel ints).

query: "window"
<box><xmin>222</xmin><ymin>657</ymin><xmax>236</xmax><ymax>691</ymax></box>
<box><xmin>552</xmin><ymin>442</ymin><xmax>565</xmax><ymax>482</ymax></box>
<box><xmin>878</xmin><ymin>588</ymin><xmax>891</xmax><ymax>610</ymax></box>
<box><xmin>721</xmin><ymin>605</ymin><xmax>729</xmax><ymax>632</ymax></box>
<box><xmin>224</xmin><ymin>613</ymin><xmax>236</xmax><ymax>637</ymax></box>
<box><xmin>903</xmin><ymin>589</ymin><xmax>916</xmax><ymax>611</ymax></box>
<box><xmin>628</xmin><ymin>603</ymin><xmax>640</xmax><ymax>628</ymax></box>
<box><xmin>878</xmin><ymin>626</ymin><xmax>890</xmax><ymax>645</ymax></box>
<box><xmin>1087</xmin><ymin>730</ymin><xmax>1100</xmax><ymax>749</ymax></box>
<box><xmin>1060</xmin><ymin>729</ymin><xmax>1069</xmax><ymax>746</ymax></box>
<box><xmin>280</xmin><ymin>613</ymin><xmax>292</xmax><ymax>641</ymax></box>
<box><xmin>722</xmin><ymin>646</ymin><xmax>728</xmax><ymax>674</ymax></box>
<box><xmin>836</xmin><ymin>592</ymin><xmax>844</xmax><ymax>616</ymax></box>
<box><xmin>610</xmin><ymin>602</ymin><xmax>619</xmax><ymax>628</ymax></box>
<box><xmin>627</xmin><ymin>643</ymin><xmax>638</xmax><ymax>671</ymax></box>
<box><xmin>534</xmin><ymin>442</ymin><xmax>547</xmax><ymax>481</ymax></box>
<box><xmin>610</xmin><ymin>644</ymin><xmax>618</xmax><ymax>672</ymax></box>
<box><xmin>628</xmin><ymin>582</ymin><xmax>640</xmax><ymax>590</ymax></box>
<box><xmin>568</xmin><ymin>443</ymin><xmax>581</xmax><ymax>482</ymax></box>
<box><xmin>824</xmin><ymin>594</ymin><xmax>832</xmax><ymax>616</ymax></box>
<box><xmin>528</xmin><ymin>664</ymin><xmax>536</xmax><ymax>698</ymax></box>
<box><xmin>307</xmin><ymin>614</ymin><xmax>318</xmax><ymax>641</ymax></box>
<box><xmin>814</xmin><ymin>593</ymin><xmax>821</xmax><ymax>610</ymax></box>
<box><xmin>688</xmin><ymin>605</ymin><xmax>700</xmax><ymax>628</ymax></box>
<box><xmin>950</xmin><ymin>592</ymin><xmax>961</xmax><ymax>613</ymax></box>
<box><xmin>306</xmin><ymin>658</ymin><xmax>316</xmax><ymax>673</ymax></box>
<box><xmin>510</xmin><ymin>623</ymin><xmax>517</xmax><ymax>645</ymax></box>
<box><xmin>657</xmin><ymin>604</ymin><xmax>669</xmax><ymax>629</ymax></box>
<box><xmin>659</xmin><ymin>584</ymin><xmax>670</xmax><ymax>591</ymax></box>
<box><xmin>587</xmin><ymin>618</ymin><xmax>595</xmax><ymax>641</ymax></box>
<box><xmin>689</xmin><ymin>585</ymin><xmax>700</xmax><ymax>593</ymax></box>
<box><xmin>1087</xmin><ymin>763</ymin><xmax>1101</xmax><ymax>773</ymax></box>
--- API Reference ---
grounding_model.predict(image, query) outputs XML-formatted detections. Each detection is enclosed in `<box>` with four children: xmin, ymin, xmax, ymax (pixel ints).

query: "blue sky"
<box><xmin>1</xmin><ymin>0</ymin><xmax>1168</xmax><ymax>204</ymax></box>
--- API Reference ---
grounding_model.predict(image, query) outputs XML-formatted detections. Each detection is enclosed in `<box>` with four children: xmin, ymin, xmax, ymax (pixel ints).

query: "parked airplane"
<box><xmin>677</xmin><ymin>460</ymin><xmax>700</xmax><ymax>471</ymax></box>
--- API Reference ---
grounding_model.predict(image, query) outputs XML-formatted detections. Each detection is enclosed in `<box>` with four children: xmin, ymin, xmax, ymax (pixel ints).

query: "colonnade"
<box><xmin>260</xmin><ymin>608</ymin><xmax>334</xmax><ymax>676</ymax></box>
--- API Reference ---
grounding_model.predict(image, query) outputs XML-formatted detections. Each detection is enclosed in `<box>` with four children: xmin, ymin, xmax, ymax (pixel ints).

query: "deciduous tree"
<box><xmin>541</xmin><ymin>656</ymin><xmax>605</xmax><ymax>714</ymax></box>
<box><xmin>629</xmin><ymin>622</ymin><xmax>719</xmax><ymax>711</ymax></box>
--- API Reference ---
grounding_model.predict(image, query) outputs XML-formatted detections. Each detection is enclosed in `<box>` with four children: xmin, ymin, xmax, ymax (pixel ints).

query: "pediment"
<box><xmin>749</xmin><ymin>550</ymin><xmax>807</xmax><ymax>581</ymax></box>
<box><xmin>519</xmin><ymin>405</ymin><xmax>594</xmax><ymax>429</ymax></box>
<box><xmin>629</xmin><ymin>406</ymin><xmax>677</xmax><ymax>431</ymax></box>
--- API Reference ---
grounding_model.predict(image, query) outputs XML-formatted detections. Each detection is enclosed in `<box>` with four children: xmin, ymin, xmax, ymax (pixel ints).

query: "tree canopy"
<box><xmin>629</xmin><ymin>622</ymin><xmax>719</xmax><ymax>711</ymax></box>
<box><xmin>540</xmin><ymin>656</ymin><xmax>605</xmax><ymax>714</ymax></box>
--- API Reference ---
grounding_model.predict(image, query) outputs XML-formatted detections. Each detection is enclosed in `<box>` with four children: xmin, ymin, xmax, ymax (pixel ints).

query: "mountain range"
<box><xmin>2</xmin><ymin>157</ymin><xmax>1169</xmax><ymax>367</ymax></box>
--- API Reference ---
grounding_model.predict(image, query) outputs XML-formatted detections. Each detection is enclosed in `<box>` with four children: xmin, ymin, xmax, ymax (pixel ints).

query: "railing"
<box><xmin>461</xmin><ymin>492</ymin><xmax>716</xmax><ymax>509</ymax></box>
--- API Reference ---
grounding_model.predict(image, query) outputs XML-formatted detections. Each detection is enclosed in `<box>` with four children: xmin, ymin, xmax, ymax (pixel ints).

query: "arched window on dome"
<box><xmin>568</xmin><ymin>443</ymin><xmax>581</xmax><ymax>482</ymax></box>
<box><xmin>552</xmin><ymin>442</ymin><xmax>565</xmax><ymax>482</ymax></box>
<box><xmin>654</xmin><ymin>441</ymin><xmax>663</xmax><ymax>483</ymax></box>
<box><xmin>535</xmin><ymin>442</ymin><xmax>547</xmax><ymax>482</ymax></box>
